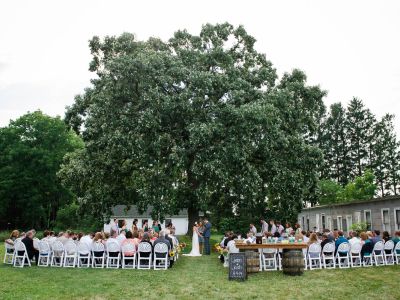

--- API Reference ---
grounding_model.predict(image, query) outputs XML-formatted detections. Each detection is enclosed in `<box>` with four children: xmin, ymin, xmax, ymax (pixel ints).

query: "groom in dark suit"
<box><xmin>203</xmin><ymin>218</ymin><xmax>212</xmax><ymax>255</ymax></box>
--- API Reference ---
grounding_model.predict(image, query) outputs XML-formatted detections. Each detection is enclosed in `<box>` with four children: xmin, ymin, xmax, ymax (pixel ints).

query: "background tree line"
<box><xmin>0</xmin><ymin>23</ymin><xmax>399</xmax><ymax>233</ymax></box>
<box><xmin>316</xmin><ymin>98</ymin><xmax>400</xmax><ymax>204</ymax></box>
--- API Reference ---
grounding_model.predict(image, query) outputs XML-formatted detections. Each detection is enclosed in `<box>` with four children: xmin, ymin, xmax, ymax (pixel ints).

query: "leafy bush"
<box><xmin>350</xmin><ymin>222</ymin><xmax>368</xmax><ymax>233</ymax></box>
<box><xmin>54</xmin><ymin>203</ymin><xmax>102</xmax><ymax>232</ymax></box>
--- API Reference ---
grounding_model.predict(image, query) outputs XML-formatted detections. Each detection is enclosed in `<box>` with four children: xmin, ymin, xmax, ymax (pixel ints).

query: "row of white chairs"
<box><xmin>258</xmin><ymin>240</ymin><xmax>400</xmax><ymax>271</ymax></box>
<box><xmin>4</xmin><ymin>240</ymin><xmax>173</xmax><ymax>270</ymax></box>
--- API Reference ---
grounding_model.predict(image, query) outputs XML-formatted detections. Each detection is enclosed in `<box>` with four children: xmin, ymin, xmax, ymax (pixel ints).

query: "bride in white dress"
<box><xmin>183</xmin><ymin>223</ymin><xmax>202</xmax><ymax>256</ymax></box>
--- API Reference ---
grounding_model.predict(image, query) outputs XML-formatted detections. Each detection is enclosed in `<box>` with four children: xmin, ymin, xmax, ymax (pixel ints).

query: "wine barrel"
<box><xmin>282</xmin><ymin>249</ymin><xmax>304</xmax><ymax>276</ymax></box>
<box><xmin>245</xmin><ymin>251</ymin><xmax>260</xmax><ymax>273</ymax></box>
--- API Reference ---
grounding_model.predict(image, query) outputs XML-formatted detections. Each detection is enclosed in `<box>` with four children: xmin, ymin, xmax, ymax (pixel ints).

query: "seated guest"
<box><xmin>56</xmin><ymin>231</ymin><xmax>71</xmax><ymax>245</ymax></box>
<box><xmin>139</xmin><ymin>233</ymin><xmax>153</xmax><ymax>263</ymax></box>
<box><xmin>226</xmin><ymin>235</ymin><xmax>239</xmax><ymax>253</ymax></box>
<box><xmin>151</xmin><ymin>232</ymin><xmax>159</xmax><ymax>243</ymax></box>
<box><xmin>138</xmin><ymin>229</ymin><xmax>144</xmax><ymax>241</ymax></box>
<box><xmin>92</xmin><ymin>232</ymin><xmax>106</xmax><ymax>259</ymax></box>
<box><xmin>154</xmin><ymin>230</ymin><xmax>171</xmax><ymax>250</ymax></box>
<box><xmin>371</xmin><ymin>230</ymin><xmax>382</xmax><ymax>245</ymax></box>
<box><xmin>5</xmin><ymin>230</ymin><xmax>20</xmax><ymax>248</ymax></box>
<box><xmin>335</xmin><ymin>231</ymin><xmax>348</xmax><ymax>253</ymax></box>
<box><xmin>80</xmin><ymin>232</ymin><xmax>94</xmax><ymax>249</ymax></box>
<box><xmin>116</xmin><ymin>230</ymin><xmax>126</xmax><ymax>244</ymax></box>
<box><xmin>168</xmin><ymin>229</ymin><xmax>179</xmax><ymax>247</ymax></box>
<box><xmin>21</xmin><ymin>231</ymin><xmax>39</xmax><ymax>265</ymax></box>
<box><xmin>382</xmin><ymin>231</ymin><xmax>391</xmax><ymax>243</ymax></box>
<box><xmin>307</xmin><ymin>233</ymin><xmax>319</xmax><ymax>246</ymax></box>
<box><xmin>348</xmin><ymin>231</ymin><xmax>360</xmax><ymax>247</ymax></box>
<box><xmin>121</xmin><ymin>231</ymin><xmax>137</xmax><ymax>256</ymax></box>
<box><xmin>223</xmin><ymin>232</ymin><xmax>234</xmax><ymax>247</ymax></box>
<box><xmin>360</xmin><ymin>232</ymin><xmax>373</xmax><ymax>259</ymax></box>
<box><xmin>301</xmin><ymin>231</ymin><xmax>309</xmax><ymax>243</ymax></box>
<box><xmin>245</xmin><ymin>232</ymin><xmax>256</xmax><ymax>244</ymax></box>
<box><xmin>392</xmin><ymin>231</ymin><xmax>400</xmax><ymax>254</ymax></box>
<box><xmin>320</xmin><ymin>234</ymin><xmax>331</xmax><ymax>254</ymax></box>
<box><xmin>106</xmin><ymin>229</ymin><xmax>120</xmax><ymax>257</ymax></box>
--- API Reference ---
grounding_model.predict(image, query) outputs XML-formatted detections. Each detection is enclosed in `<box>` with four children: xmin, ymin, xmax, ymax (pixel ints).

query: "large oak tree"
<box><xmin>61</xmin><ymin>23</ymin><xmax>325</xmax><ymax>231</ymax></box>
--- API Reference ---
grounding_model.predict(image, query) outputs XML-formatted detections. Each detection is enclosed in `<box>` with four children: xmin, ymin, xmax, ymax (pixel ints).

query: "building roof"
<box><xmin>301</xmin><ymin>195</ymin><xmax>400</xmax><ymax>211</ymax></box>
<box><xmin>111</xmin><ymin>205</ymin><xmax>188</xmax><ymax>218</ymax></box>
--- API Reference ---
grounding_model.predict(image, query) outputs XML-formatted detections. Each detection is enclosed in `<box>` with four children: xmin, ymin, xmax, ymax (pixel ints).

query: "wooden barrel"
<box><xmin>245</xmin><ymin>251</ymin><xmax>260</xmax><ymax>273</ymax></box>
<box><xmin>282</xmin><ymin>249</ymin><xmax>304</xmax><ymax>276</ymax></box>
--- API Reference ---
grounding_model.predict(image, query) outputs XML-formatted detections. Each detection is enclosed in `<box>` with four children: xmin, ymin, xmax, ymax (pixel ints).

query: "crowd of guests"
<box><xmin>5</xmin><ymin>219</ymin><xmax>180</xmax><ymax>268</ymax></box>
<box><xmin>219</xmin><ymin>219</ymin><xmax>400</xmax><ymax>260</ymax></box>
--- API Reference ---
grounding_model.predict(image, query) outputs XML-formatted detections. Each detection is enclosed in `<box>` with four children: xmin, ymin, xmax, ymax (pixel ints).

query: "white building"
<box><xmin>103</xmin><ymin>205</ymin><xmax>190</xmax><ymax>235</ymax></box>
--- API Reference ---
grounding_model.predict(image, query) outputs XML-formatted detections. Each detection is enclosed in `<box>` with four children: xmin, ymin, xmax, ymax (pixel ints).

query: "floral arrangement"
<box><xmin>214</xmin><ymin>244</ymin><xmax>227</xmax><ymax>256</ymax></box>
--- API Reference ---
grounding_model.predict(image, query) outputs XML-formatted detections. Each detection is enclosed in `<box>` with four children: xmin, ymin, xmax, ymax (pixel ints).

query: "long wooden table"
<box><xmin>235</xmin><ymin>242</ymin><xmax>308</xmax><ymax>275</ymax></box>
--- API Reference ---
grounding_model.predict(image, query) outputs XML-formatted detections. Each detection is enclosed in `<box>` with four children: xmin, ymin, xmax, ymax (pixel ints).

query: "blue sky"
<box><xmin>1</xmin><ymin>0</ymin><xmax>399</xmax><ymax>135</ymax></box>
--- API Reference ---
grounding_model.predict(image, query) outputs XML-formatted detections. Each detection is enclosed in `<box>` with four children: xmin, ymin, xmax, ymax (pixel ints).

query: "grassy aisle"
<box><xmin>1</xmin><ymin>240</ymin><xmax>399</xmax><ymax>300</ymax></box>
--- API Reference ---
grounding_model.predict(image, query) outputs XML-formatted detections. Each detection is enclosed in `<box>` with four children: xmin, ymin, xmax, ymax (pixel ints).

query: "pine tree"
<box><xmin>346</xmin><ymin>98</ymin><xmax>376</xmax><ymax>180</ymax></box>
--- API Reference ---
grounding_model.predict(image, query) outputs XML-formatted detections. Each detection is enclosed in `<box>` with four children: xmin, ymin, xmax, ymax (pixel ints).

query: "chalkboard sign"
<box><xmin>229</xmin><ymin>253</ymin><xmax>247</xmax><ymax>281</ymax></box>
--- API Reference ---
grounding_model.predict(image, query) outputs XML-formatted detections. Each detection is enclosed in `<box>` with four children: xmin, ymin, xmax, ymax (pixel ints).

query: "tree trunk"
<box><xmin>187</xmin><ymin>205</ymin><xmax>199</xmax><ymax>236</ymax></box>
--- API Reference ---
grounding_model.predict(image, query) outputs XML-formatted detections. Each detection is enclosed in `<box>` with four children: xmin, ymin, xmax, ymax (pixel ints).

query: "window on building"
<box><xmin>327</xmin><ymin>216</ymin><xmax>332</xmax><ymax>230</ymax></box>
<box><xmin>306</xmin><ymin>216</ymin><xmax>310</xmax><ymax>231</ymax></box>
<box><xmin>302</xmin><ymin>216</ymin><xmax>305</xmax><ymax>229</ymax></box>
<box><xmin>382</xmin><ymin>209</ymin><xmax>390</xmax><ymax>232</ymax></box>
<box><xmin>346</xmin><ymin>215</ymin><xmax>352</xmax><ymax>232</ymax></box>
<box><xmin>337</xmin><ymin>216</ymin><xmax>342</xmax><ymax>231</ymax></box>
<box><xmin>321</xmin><ymin>214</ymin><xmax>326</xmax><ymax>230</ymax></box>
<box><xmin>364</xmin><ymin>210</ymin><xmax>372</xmax><ymax>231</ymax></box>
<box><xmin>354</xmin><ymin>211</ymin><xmax>361</xmax><ymax>223</ymax></box>
<box><xmin>395</xmin><ymin>208</ymin><xmax>400</xmax><ymax>231</ymax></box>
<box><xmin>315</xmin><ymin>214</ymin><xmax>320</xmax><ymax>232</ymax></box>
<box><xmin>333</xmin><ymin>218</ymin><xmax>338</xmax><ymax>230</ymax></box>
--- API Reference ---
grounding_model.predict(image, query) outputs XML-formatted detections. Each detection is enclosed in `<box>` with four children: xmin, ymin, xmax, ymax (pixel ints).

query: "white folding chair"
<box><xmin>77</xmin><ymin>242</ymin><xmax>91</xmax><ymax>268</ymax></box>
<box><xmin>383</xmin><ymin>240</ymin><xmax>395</xmax><ymax>265</ymax></box>
<box><xmin>153</xmin><ymin>243</ymin><xmax>169</xmax><ymax>270</ymax></box>
<box><xmin>137</xmin><ymin>242</ymin><xmax>152</xmax><ymax>269</ymax></box>
<box><xmin>350</xmin><ymin>242</ymin><xmax>362</xmax><ymax>267</ymax></box>
<box><xmin>92</xmin><ymin>242</ymin><xmax>106</xmax><ymax>268</ymax></box>
<box><xmin>322</xmin><ymin>242</ymin><xmax>336</xmax><ymax>269</ymax></box>
<box><xmin>336</xmin><ymin>242</ymin><xmax>350</xmax><ymax>268</ymax></box>
<box><xmin>261</xmin><ymin>248</ymin><xmax>278</xmax><ymax>271</ymax></box>
<box><xmin>121</xmin><ymin>243</ymin><xmax>136</xmax><ymax>269</ymax></box>
<box><xmin>64</xmin><ymin>241</ymin><xmax>78</xmax><ymax>267</ymax></box>
<box><xmin>38</xmin><ymin>240</ymin><xmax>51</xmax><ymax>267</ymax></box>
<box><xmin>106</xmin><ymin>241</ymin><xmax>121</xmax><ymax>269</ymax></box>
<box><xmin>50</xmin><ymin>241</ymin><xmax>65</xmax><ymax>267</ymax></box>
<box><xmin>308</xmin><ymin>243</ymin><xmax>322</xmax><ymax>270</ymax></box>
<box><xmin>4</xmin><ymin>243</ymin><xmax>15</xmax><ymax>265</ymax></box>
<box><xmin>13</xmin><ymin>241</ymin><xmax>31</xmax><ymax>268</ymax></box>
<box><xmin>395</xmin><ymin>242</ymin><xmax>400</xmax><ymax>264</ymax></box>
<box><xmin>372</xmin><ymin>241</ymin><xmax>385</xmax><ymax>266</ymax></box>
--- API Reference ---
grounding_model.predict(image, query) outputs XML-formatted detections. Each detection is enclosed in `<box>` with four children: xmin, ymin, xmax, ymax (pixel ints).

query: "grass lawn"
<box><xmin>1</xmin><ymin>236</ymin><xmax>399</xmax><ymax>300</ymax></box>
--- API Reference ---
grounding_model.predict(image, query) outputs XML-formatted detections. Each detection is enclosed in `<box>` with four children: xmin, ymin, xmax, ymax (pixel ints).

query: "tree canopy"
<box><xmin>62</xmin><ymin>23</ymin><xmax>326</xmax><ymax>230</ymax></box>
<box><xmin>0</xmin><ymin>111</ymin><xmax>83</xmax><ymax>229</ymax></box>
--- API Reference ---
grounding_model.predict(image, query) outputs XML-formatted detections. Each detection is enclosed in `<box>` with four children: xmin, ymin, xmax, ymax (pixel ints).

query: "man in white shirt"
<box><xmin>260</xmin><ymin>219</ymin><xmax>269</xmax><ymax>234</ymax></box>
<box><xmin>80</xmin><ymin>233</ymin><xmax>94</xmax><ymax>249</ymax></box>
<box><xmin>348</xmin><ymin>231</ymin><xmax>360</xmax><ymax>247</ymax></box>
<box><xmin>249</xmin><ymin>224</ymin><xmax>257</xmax><ymax>235</ymax></box>
<box><xmin>270</xmin><ymin>220</ymin><xmax>277</xmax><ymax>235</ymax></box>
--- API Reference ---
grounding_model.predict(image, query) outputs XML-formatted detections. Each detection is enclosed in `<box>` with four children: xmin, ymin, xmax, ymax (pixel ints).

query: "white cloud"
<box><xmin>0</xmin><ymin>0</ymin><xmax>399</xmax><ymax>135</ymax></box>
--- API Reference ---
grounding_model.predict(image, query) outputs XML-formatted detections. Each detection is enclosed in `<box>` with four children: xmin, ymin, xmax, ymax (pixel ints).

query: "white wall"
<box><xmin>104</xmin><ymin>217</ymin><xmax>188</xmax><ymax>235</ymax></box>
